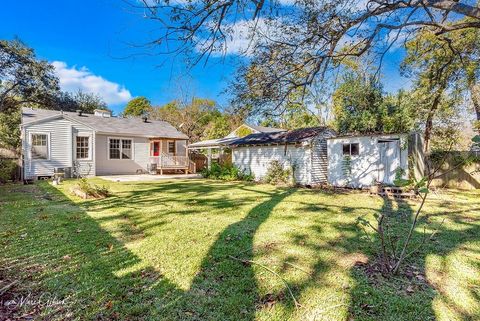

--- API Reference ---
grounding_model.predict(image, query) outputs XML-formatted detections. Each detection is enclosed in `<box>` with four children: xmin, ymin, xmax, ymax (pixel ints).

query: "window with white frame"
<box><xmin>76</xmin><ymin>136</ymin><xmax>90</xmax><ymax>159</ymax></box>
<box><xmin>122</xmin><ymin>139</ymin><xmax>132</xmax><ymax>159</ymax></box>
<box><xmin>109</xmin><ymin>138</ymin><xmax>132</xmax><ymax>159</ymax></box>
<box><xmin>342</xmin><ymin>143</ymin><xmax>359</xmax><ymax>156</ymax></box>
<box><xmin>31</xmin><ymin>134</ymin><xmax>48</xmax><ymax>159</ymax></box>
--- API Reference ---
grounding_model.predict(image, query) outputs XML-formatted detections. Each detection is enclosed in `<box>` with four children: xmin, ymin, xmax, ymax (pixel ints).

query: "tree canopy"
<box><xmin>123</xmin><ymin>96</ymin><xmax>153</xmax><ymax>117</ymax></box>
<box><xmin>135</xmin><ymin>0</ymin><xmax>480</xmax><ymax>114</ymax></box>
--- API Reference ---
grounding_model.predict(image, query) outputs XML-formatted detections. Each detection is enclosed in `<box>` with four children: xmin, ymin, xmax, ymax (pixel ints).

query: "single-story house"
<box><xmin>21</xmin><ymin>107</ymin><xmax>193</xmax><ymax>180</ymax></box>
<box><xmin>230</xmin><ymin>127</ymin><xmax>337</xmax><ymax>185</ymax></box>
<box><xmin>228</xmin><ymin>128</ymin><xmax>424</xmax><ymax>188</ymax></box>
<box><xmin>327</xmin><ymin>133</ymin><xmax>424</xmax><ymax>188</ymax></box>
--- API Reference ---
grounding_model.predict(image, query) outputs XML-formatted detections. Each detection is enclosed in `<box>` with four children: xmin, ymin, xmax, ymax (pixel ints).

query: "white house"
<box><xmin>327</xmin><ymin>133</ymin><xmax>424</xmax><ymax>188</ymax></box>
<box><xmin>230</xmin><ymin>127</ymin><xmax>337</xmax><ymax>185</ymax></box>
<box><xmin>21</xmin><ymin>107</ymin><xmax>193</xmax><ymax>180</ymax></box>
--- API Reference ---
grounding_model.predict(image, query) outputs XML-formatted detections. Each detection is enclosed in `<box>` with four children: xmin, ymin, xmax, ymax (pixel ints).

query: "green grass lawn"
<box><xmin>0</xmin><ymin>179</ymin><xmax>479</xmax><ymax>320</ymax></box>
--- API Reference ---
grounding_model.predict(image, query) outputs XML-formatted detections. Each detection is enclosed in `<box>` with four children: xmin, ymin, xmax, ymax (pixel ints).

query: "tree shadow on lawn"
<box><xmin>2</xmin><ymin>181</ymin><xmax>479</xmax><ymax>321</ymax></box>
<box><xmin>1</xmin><ymin>181</ymin><xmax>293</xmax><ymax>320</ymax></box>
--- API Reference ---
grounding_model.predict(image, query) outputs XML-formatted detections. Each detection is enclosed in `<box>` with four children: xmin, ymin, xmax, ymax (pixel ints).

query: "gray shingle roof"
<box><xmin>21</xmin><ymin>108</ymin><xmax>189</xmax><ymax>139</ymax></box>
<box><xmin>230</xmin><ymin>127</ymin><xmax>336</xmax><ymax>146</ymax></box>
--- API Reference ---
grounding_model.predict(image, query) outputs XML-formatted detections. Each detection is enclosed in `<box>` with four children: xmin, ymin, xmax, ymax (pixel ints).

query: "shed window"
<box><xmin>76</xmin><ymin>136</ymin><xmax>90</xmax><ymax>159</ymax></box>
<box><xmin>168</xmin><ymin>141</ymin><xmax>175</xmax><ymax>154</ymax></box>
<box><xmin>343</xmin><ymin>143</ymin><xmax>359</xmax><ymax>156</ymax></box>
<box><xmin>109</xmin><ymin>138</ymin><xmax>132</xmax><ymax>159</ymax></box>
<box><xmin>31</xmin><ymin>134</ymin><xmax>48</xmax><ymax>159</ymax></box>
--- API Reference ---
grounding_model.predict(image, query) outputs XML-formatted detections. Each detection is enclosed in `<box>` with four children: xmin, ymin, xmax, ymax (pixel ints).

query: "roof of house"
<box><xmin>230</xmin><ymin>126</ymin><xmax>336</xmax><ymax>147</ymax></box>
<box><xmin>21</xmin><ymin>108</ymin><xmax>189</xmax><ymax>139</ymax></box>
<box><xmin>188</xmin><ymin>137</ymin><xmax>240</xmax><ymax>149</ymax></box>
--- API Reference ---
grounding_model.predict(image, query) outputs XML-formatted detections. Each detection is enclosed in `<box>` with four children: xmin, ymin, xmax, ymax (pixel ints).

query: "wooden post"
<box><xmin>207</xmin><ymin>148</ymin><xmax>212</xmax><ymax>170</ymax></box>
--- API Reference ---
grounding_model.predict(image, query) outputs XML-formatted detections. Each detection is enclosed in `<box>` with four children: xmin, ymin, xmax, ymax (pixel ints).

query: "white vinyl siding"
<box><xmin>232</xmin><ymin>144</ymin><xmax>312</xmax><ymax>185</ymax></box>
<box><xmin>95</xmin><ymin>134</ymin><xmax>149</xmax><ymax>175</ymax></box>
<box><xmin>72</xmin><ymin>123</ymin><xmax>95</xmax><ymax>177</ymax></box>
<box><xmin>23</xmin><ymin>118</ymin><xmax>72</xmax><ymax>179</ymax></box>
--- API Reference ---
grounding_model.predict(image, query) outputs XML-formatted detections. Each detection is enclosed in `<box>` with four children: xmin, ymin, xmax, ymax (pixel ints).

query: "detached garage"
<box><xmin>231</xmin><ymin>127</ymin><xmax>336</xmax><ymax>185</ymax></box>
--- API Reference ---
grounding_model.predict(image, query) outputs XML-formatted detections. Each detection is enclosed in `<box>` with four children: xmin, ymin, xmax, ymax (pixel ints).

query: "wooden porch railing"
<box><xmin>150</xmin><ymin>153</ymin><xmax>196</xmax><ymax>173</ymax></box>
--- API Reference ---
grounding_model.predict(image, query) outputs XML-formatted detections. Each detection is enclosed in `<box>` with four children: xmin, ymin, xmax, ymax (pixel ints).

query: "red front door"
<box><xmin>152</xmin><ymin>142</ymin><xmax>160</xmax><ymax>156</ymax></box>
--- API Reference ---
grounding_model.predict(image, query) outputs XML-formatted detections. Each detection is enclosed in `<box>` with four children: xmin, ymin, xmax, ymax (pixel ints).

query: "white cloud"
<box><xmin>52</xmin><ymin>61</ymin><xmax>132</xmax><ymax>105</ymax></box>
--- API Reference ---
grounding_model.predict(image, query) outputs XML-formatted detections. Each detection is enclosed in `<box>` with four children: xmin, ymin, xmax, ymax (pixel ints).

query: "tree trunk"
<box><xmin>423</xmin><ymin>90</ymin><xmax>443</xmax><ymax>154</ymax></box>
<box><xmin>470</xmin><ymin>83</ymin><xmax>480</xmax><ymax>134</ymax></box>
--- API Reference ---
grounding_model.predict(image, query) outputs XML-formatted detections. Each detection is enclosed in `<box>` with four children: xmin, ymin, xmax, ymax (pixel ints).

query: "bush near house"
<box><xmin>201</xmin><ymin>162</ymin><xmax>254</xmax><ymax>181</ymax></box>
<box><xmin>264</xmin><ymin>160</ymin><xmax>294</xmax><ymax>186</ymax></box>
<box><xmin>0</xmin><ymin>159</ymin><xmax>17</xmax><ymax>184</ymax></box>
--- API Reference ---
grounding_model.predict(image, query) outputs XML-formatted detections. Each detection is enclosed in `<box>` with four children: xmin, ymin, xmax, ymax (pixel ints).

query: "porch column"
<box><xmin>207</xmin><ymin>148</ymin><xmax>212</xmax><ymax>170</ymax></box>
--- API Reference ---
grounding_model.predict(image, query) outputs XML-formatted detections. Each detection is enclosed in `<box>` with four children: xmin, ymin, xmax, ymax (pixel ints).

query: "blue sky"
<box><xmin>0</xmin><ymin>0</ymin><xmax>409</xmax><ymax>115</ymax></box>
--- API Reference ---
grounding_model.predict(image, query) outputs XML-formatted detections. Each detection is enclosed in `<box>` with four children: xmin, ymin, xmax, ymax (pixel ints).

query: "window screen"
<box><xmin>31</xmin><ymin>134</ymin><xmax>48</xmax><ymax>159</ymax></box>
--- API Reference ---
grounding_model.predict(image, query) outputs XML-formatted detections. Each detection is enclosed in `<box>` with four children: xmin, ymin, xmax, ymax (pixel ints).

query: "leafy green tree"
<box><xmin>123</xmin><ymin>97</ymin><xmax>153</xmax><ymax>117</ymax></box>
<box><xmin>0</xmin><ymin>39</ymin><xmax>59</xmax><ymax>149</ymax></box>
<box><xmin>55</xmin><ymin>90</ymin><xmax>108</xmax><ymax>113</ymax></box>
<box><xmin>152</xmin><ymin>97</ymin><xmax>221</xmax><ymax>142</ymax></box>
<box><xmin>401</xmin><ymin>26</ymin><xmax>480</xmax><ymax>151</ymax></box>
<box><xmin>332</xmin><ymin>72</ymin><xmax>415</xmax><ymax>135</ymax></box>
<box><xmin>202</xmin><ymin>114</ymin><xmax>232</xmax><ymax>140</ymax></box>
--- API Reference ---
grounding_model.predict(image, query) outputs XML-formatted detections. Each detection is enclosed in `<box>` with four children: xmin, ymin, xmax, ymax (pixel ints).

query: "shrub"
<box><xmin>264</xmin><ymin>160</ymin><xmax>293</xmax><ymax>186</ymax></box>
<box><xmin>0</xmin><ymin>159</ymin><xmax>17</xmax><ymax>184</ymax></box>
<box><xmin>201</xmin><ymin>163</ymin><xmax>254</xmax><ymax>181</ymax></box>
<box><xmin>75</xmin><ymin>178</ymin><xmax>111</xmax><ymax>198</ymax></box>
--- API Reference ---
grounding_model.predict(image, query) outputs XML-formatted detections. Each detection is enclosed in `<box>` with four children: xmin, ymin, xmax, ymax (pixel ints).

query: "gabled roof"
<box><xmin>230</xmin><ymin>127</ymin><xmax>336</xmax><ymax>147</ymax></box>
<box><xmin>21</xmin><ymin>108</ymin><xmax>189</xmax><ymax>139</ymax></box>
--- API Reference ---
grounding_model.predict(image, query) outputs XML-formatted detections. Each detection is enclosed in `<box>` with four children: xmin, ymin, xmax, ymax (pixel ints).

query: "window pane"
<box><xmin>351</xmin><ymin>143</ymin><xmax>359</xmax><ymax>156</ymax></box>
<box><xmin>168</xmin><ymin>142</ymin><xmax>175</xmax><ymax>154</ymax></box>
<box><xmin>122</xmin><ymin>140</ymin><xmax>132</xmax><ymax>159</ymax></box>
<box><xmin>31</xmin><ymin>134</ymin><xmax>48</xmax><ymax>159</ymax></box>
<box><xmin>342</xmin><ymin>144</ymin><xmax>350</xmax><ymax>156</ymax></box>
<box><xmin>76</xmin><ymin>136</ymin><xmax>89</xmax><ymax>159</ymax></box>
<box><xmin>109</xmin><ymin>139</ymin><xmax>120</xmax><ymax>159</ymax></box>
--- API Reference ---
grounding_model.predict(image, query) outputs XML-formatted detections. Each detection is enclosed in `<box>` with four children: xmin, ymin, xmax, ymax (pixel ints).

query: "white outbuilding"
<box><xmin>327</xmin><ymin>133</ymin><xmax>424</xmax><ymax>188</ymax></box>
<box><xmin>230</xmin><ymin>127</ymin><xmax>337</xmax><ymax>185</ymax></box>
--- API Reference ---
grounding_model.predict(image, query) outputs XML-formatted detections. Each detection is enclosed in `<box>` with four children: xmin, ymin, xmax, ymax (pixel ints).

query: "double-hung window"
<box><xmin>31</xmin><ymin>134</ymin><xmax>48</xmax><ymax>159</ymax></box>
<box><xmin>168</xmin><ymin>141</ymin><xmax>175</xmax><ymax>154</ymax></box>
<box><xmin>76</xmin><ymin>136</ymin><xmax>90</xmax><ymax>159</ymax></box>
<box><xmin>109</xmin><ymin>138</ymin><xmax>132</xmax><ymax>159</ymax></box>
<box><xmin>342</xmin><ymin>143</ymin><xmax>359</xmax><ymax>156</ymax></box>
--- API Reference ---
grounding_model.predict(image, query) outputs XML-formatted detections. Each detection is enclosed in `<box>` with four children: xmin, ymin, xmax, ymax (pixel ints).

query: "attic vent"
<box><xmin>94</xmin><ymin>109</ymin><xmax>111</xmax><ymax>118</ymax></box>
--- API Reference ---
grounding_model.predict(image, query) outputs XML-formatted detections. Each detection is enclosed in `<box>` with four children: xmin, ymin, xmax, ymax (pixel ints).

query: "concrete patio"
<box><xmin>98</xmin><ymin>173</ymin><xmax>202</xmax><ymax>182</ymax></box>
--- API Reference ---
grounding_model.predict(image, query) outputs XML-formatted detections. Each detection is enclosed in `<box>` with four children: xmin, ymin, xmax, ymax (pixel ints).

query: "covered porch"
<box><xmin>187</xmin><ymin>137</ymin><xmax>237</xmax><ymax>169</ymax></box>
<box><xmin>148</xmin><ymin>138</ymin><xmax>196</xmax><ymax>174</ymax></box>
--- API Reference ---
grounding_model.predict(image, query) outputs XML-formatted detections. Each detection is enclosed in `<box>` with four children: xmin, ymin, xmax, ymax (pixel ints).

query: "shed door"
<box><xmin>378</xmin><ymin>140</ymin><xmax>400</xmax><ymax>185</ymax></box>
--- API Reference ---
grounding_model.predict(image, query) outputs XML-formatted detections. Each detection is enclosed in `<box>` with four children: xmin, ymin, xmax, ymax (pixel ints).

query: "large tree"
<box><xmin>0</xmin><ymin>39</ymin><xmax>59</xmax><ymax>149</ymax></box>
<box><xmin>123</xmin><ymin>96</ymin><xmax>153</xmax><ymax>117</ymax></box>
<box><xmin>332</xmin><ymin>71</ymin><xmax>415</xmax><ymax>134</ymax></box>
<box><xmin>401</xmin><ymin>26</ymin><xmax>480</xmax><ymax>151</ymax></box>
<box><xmin>133</xmin><ymin>0</ymin><xmax>480</xmax><ymax>113</ymax></box>
<box><xmin>55</xmin><ymin>90</ymin><xmax>109</xmax><ymax>113</ymax></box>
<box><xmin>152</xmin><ymin>97</ymin><xmax>228</xmax><ymax>142</ymax></box>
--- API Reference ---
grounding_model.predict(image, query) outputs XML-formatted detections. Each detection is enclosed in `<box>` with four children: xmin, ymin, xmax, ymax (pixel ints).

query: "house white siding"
<box><xmin>23</xmin><ymin>118</ymin><xmax>73</xmax><ymax>179</ymax></box>
<box><xmin>95</xmin><ymin>134</ymin><xmax>150</xmax><ymax>175</ymax></box>
<box><xmin>232</xmin><ymin>144</ymin><xmax>311</xmax><ymax>184</ymax></box>
<box><xmin>327</xmin><ymin>134</ymin><xmax>409</xmax><ymax>188</ymax></box>
<box><xmin>72</xmin><ymin>123</ymin><xmax>95</xmax><ymax>176</ymax></box>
